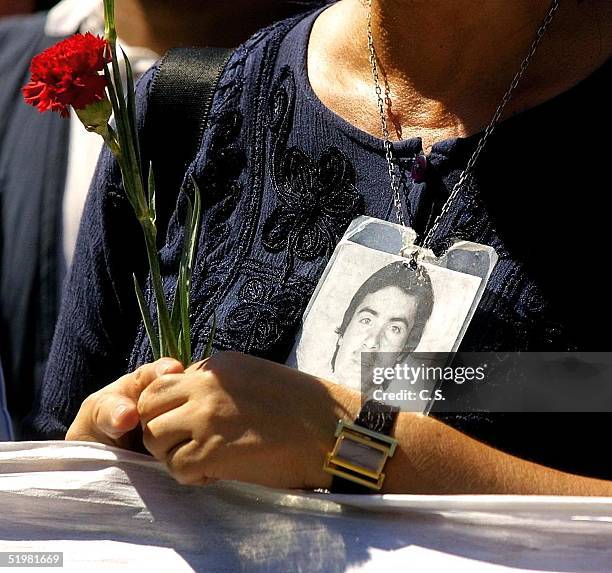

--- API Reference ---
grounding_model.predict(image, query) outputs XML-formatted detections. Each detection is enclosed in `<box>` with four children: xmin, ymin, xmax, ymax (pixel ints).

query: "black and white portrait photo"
<box><xmin>287</xmin><ymin>241</ymin><xmax>484</xmax><ymax>402</ymax></box>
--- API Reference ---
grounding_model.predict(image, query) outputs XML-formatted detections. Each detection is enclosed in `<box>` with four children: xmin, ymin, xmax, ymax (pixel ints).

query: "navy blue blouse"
<box><xmin>28</xmin><ymin>9</ymin><xmax>612</xmax><ymax>480</ymax></box>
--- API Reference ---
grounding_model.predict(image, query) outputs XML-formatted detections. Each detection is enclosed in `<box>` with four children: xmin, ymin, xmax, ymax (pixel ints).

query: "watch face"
<box><xmin>336</xmin><ymin>437</ymin><xmax>385</xmax><ymax>473</ymax></box>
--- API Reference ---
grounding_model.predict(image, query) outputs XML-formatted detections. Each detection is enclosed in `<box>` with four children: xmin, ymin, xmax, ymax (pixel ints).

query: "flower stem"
<box><xmin>101</xmin><ymin>127</ymin><xmax>120</xmax><ymax>158</ymax></box>
<box><xmin>102</xmin><ymin>0</ymin><xmax>184</xmax><ymax>363</ymax></box>
<box><xmin>140</xmin><ymin>217</ymin><xmax>180</xmax><ymax>360</ymax></box>
<box><xmin>103</xmin><ymin>0</ymin><xmax>117</xmax><ymax>45</ymax></box>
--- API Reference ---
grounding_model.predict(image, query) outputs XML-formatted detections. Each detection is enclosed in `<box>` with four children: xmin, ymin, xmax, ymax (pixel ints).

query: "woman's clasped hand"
<box><xmin>66</xmin><ymin>353</ymin><xmax>360</xmax><ymax>489</ymax></box>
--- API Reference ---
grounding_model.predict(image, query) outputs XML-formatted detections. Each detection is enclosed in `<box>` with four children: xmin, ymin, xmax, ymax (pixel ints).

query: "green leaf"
<box><xmin>133</xmin><ymin>274</ymin><xmax>160</xmax><ymax>360</ymax></box>
<box><xmin>179</xmin><ymin>264</ymin><xmax>191</xmax><ymax>365</ymax></box>
<box><xmin>109</xmin><ymin>44</ymin><xmax>126</xmax><ymax>125</ymax></box>
<box><xmin>103</xmin><ymin>66</ymin><xmax>126</xmax><ymax>170</ymax></box>
<box><xmin>147</xmin><ymin>162</ymin><xmax>156</xmax><ymax>224</ymax></box>
<box><xmin>203</xmin><ymin>312</ymin><xmax>217</xmax><ymax>360</ymax></box>
<box><xmin>187</xmin><ymin>175</ymin><xmax>203</xmax><ymax>275</ymax></box>
<box><xmin>177</xmin><ymin>195</ymin><xmax>193</xmax><ymax>364</ymax></box>
<box><xmin>171</xmin><ymin>191</ymin><xmax>192</xmax><ymax>350</ymax></box>
<box><xmin>141</xmin><ymin>219</ymin><xmax>179</xmax><ymax>361</ymax></box>
<box><xmin>176</xmin><ymin>177</ymin><xmax>203</xmax><ymax>364</ymax></box>
<box><xmin>103</xmin><ymin>66</ymin><xmax>120</xmax><ymax>120</ymax></box>
<box><xmin>109</xmin><ymin>42</ymin><xmax>123</xmax><ymax>104</ymax></box>
<box><xmin>109</xmin><ymin>44</ymin><xmax>146</xmax><ymax>217</ymax></box>
<box><xmin>158</xmin><ymin>301</ymin><xmax>166</xmax><ymax>359</ymax></box>
<box><xmin>170</xmin><ymin>264</ymin><xmax>184</xmax><ymax>345</ymax></box>
<box><xmin>103</xmin><ymin>65</ymin><xmax>139</xmax><ymax>213</ymax></box>
<box><xmin>122</xmin><ymin>46</ymin><xmax>142</xmax><ymax>167</ymax></box>
<box><xmin>182</xmin><ymin>194</ymin><xmax>195</xmax><ymax>275</ymax></box>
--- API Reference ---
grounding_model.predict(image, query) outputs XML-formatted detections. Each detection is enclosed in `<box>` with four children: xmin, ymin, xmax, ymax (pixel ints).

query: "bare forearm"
<box><xmin>381</xmin><ymin>412</ymin><xmax>612</xmax><ymax>495</ymax></box>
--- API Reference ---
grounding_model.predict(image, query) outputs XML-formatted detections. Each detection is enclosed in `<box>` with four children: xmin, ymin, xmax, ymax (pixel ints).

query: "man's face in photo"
<box><xmin>334</xmin><ymin>286</ymin><xmax>418</xmax><ymax>391</ymax></box>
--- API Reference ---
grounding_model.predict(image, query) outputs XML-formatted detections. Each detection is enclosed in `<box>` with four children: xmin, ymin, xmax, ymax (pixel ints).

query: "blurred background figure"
<box><xmin>0</xmin><ymin>0</ymin><xmax>329</xmax><ymax>438</ymax></box>
<box><xmin>0</xmin><ymin>0</ymin><xmax>58</xmax><ymax>17</ymax></box>
<box><xmin>0</xmin><ymin>1</ymin><xmax>34</xmax><ymax>17</ymax></box>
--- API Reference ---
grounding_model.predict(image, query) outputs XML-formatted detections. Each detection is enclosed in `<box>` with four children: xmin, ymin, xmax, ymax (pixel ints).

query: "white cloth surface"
<box><xmin>0</xmin><ymin>442</ymin><xmax>611</xmax><ymax>572</ymax></box>
<box><xmin>45</xmin><ymin>0</ymin><xmax>158</xmax><ymax>268</ymax></box>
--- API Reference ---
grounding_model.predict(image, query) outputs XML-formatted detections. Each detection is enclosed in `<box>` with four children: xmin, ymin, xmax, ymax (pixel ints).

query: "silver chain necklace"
<box><xmin>366</xmin><ymin>0</ymin><xmax>561</xmax><ymax>249</ymax></box>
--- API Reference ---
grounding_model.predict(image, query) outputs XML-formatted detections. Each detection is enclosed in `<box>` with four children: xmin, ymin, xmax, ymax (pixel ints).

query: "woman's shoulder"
<box><xmin>130</xmin><ymin>9</ymin><xmax>317</xmax><ymax>159</ymax></box>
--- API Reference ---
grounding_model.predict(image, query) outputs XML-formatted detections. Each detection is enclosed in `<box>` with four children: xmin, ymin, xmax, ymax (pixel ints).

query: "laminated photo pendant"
<box><xmin>286</xmin><ymin>216</ymin><xmax>498</xmax><ymax>414</ymax></box>
<box><xmin>290</xmin><ymin>0</ymin><xmax>561</xmax><ymax>414</ymax></box>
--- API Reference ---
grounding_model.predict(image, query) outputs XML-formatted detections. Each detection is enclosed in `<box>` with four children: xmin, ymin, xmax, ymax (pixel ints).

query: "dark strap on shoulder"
<box><xmin>147</xmin><ymin>47</ymin><xmax>234</xmax><ymax>238</ymax></box>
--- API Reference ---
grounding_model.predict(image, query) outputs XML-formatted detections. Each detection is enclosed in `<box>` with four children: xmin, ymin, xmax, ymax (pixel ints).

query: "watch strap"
<box><xmin>355</xmin><ymin>400</ymin><xmax>398</xmax><ymax>435</ymax></box>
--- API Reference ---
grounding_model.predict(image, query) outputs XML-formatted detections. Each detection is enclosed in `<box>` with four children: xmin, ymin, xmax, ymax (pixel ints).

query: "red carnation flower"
<box><xmin>22</xmin><ymin>33</ymin><xmax>111</xmax><ymax>118</ymax></box>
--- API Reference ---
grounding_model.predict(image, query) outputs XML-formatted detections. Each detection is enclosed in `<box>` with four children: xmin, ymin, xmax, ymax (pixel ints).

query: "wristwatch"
<box><xmin>324</xmin><ymin>400</ymin><xmax>399</xmax><ymax>493</ymax></box>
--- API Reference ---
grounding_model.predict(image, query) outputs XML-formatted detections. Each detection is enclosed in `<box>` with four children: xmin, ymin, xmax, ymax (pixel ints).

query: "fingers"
<box><xmin>115</xmin><ymin>358</ymin><xmax>185</xmax><ymax>402</ymax></box>
<box><xmin>141</xmin><ymin>402</ymin><xmax>217</xmax><ymax>486</ymax></box>
<box><xmin>137</xmin><ymin>374</ymin><xmax>189</xmax><ymax>425</ymax></box>
<box><xmin>98</xmin><ymin>358</ymin><xmax>183</xmax><ymax>437</ymax></box>
<box><xmin>96</xmin><ymin>358</ymin><xmax>185</xmax><ymax>439</ymax></box>
<box><xmin>165</xmin><ymin>438</ymin><xmax>216</xmax><ymax>486</ymax></box>
<box><xmin>66</xmin><ymin>358</ymin><xmax>185</xmax><ymax>447</ymax></box>
<box><xmin>137</xmin><ymin>362</ymin><xmax>228</xmax><ymax>487</ymax></box>
<box><xmin>142</xmin><ymin>404</ymin><xmax>192</xmax><ymax>461</ymax></box>
<box><xmin>185</xmin><ymin>359</ymin><xmax>209</xmax><ymax>373</ymax></box>
<box><xmin>93</xmin><ymin>392</ymin><xmax>140</xmax><ymax>439</ymax></box>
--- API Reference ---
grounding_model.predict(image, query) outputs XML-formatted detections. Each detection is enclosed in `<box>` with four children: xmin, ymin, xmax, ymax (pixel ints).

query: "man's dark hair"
<box><xmin>331</xmin><ymin>261</ymin><xmax>434</xmax><ymax>370</ymax></box>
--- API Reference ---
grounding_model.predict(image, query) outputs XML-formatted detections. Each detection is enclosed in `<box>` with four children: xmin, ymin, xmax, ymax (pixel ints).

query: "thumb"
<box><xmin>109</xmin><ymin>401</ymin><xmax>140</xmax><ymax>436</ymax></box>
<box><xmin>94</xmin><ymin>395</ymin><xmax>139</xmax><ymax>440</ymax></box>
<box><xmin>92</xmin><ymin>359</ymin><xmax>185</xmax><ymax>443</ymax></box>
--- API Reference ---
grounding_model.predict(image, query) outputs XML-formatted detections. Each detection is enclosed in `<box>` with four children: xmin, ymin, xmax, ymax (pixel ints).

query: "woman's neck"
<box><xmin>114</xmin><ymin>0</ymin><xmax>303</xmax><ymax>53</ymax></box>
<box><xmin>309</xmin><ymin>0</ymin><xmax>612</xmax><ymax>145</ymax></box>
<box><xmin>366</xmin><ymin>0</ymin><xmax>556</xmax><ymax>96</ymax></box>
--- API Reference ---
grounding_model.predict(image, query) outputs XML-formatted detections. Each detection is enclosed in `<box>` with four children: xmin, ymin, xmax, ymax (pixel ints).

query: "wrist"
<box><xmin>378</xmin><ymin>411</ymin><xmax>428</xmax><ymax>494</ymax></box>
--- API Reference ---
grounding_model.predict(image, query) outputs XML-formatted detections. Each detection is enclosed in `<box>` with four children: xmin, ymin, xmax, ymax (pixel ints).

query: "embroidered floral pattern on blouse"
<box><xmin>160</xmin><ymin>111</ymin><xmax>245</xmax><ymax>271</ymax></box>
<box><xmin>201</xmin><ymin>109</ymin><xmax>246</xmax><ymax>253</ymax></box>
<box><xmin>262</xmin><ymin>67</ymin><xmax>363</xmax><ymax>275</ymax></box>
<box><xmin>225</xmin><ymin>276</ymin><xmax>307</xmax><ymax>355</ymax></box>
<box><xmin>262</xmin><ymin>146</ymin><xmax>362</xmax><ymax>258</ymax></box>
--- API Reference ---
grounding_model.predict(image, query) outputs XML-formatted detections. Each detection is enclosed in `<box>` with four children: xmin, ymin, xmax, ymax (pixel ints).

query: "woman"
<box><xmin>28</xmin><ymin>0</ymin><xmax>612</xmax><ymax>493</ymax></box>
<box><xmin>0</xmin><ymin>0</ymin><xmax>330</xmax><ymax>437</ymax></box>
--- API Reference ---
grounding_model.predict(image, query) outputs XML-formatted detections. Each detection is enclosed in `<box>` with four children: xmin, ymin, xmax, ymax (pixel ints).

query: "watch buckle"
<box><xmin>323</xmin><ymin>421</ymin><xmax>397</xmax><ymax>491</ymax></box>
